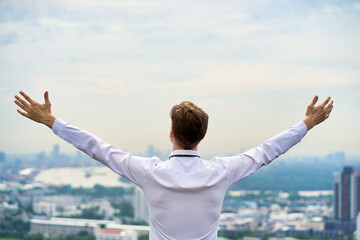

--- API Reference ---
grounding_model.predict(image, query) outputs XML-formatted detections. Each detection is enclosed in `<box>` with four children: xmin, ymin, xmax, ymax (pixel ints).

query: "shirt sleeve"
<box><xmin>222</xmin><ymin>121</ymin><xmax>308</xmax><ymax>187</ymax></box>
<box><xmin>52</xmin><ymin>118</ymin><xmax>158</xmax><ymax>187</ymax></box>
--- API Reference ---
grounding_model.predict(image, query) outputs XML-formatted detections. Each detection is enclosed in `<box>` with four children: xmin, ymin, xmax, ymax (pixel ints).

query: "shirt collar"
<box><xmin>169</xmin><ymin>150</ymin><xmax>200</xmax><ymax>159</ymax></box>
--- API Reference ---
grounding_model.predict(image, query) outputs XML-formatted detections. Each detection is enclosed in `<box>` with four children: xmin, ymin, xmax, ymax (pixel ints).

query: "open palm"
<box><xmin>14</xmin><ymin>91</ymin><xmax>55</xmax><ymax>128</ymax></box>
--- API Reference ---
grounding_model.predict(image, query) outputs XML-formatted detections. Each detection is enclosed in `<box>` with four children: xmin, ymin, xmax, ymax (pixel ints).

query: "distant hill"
<box><xmin>230</xmin><ymin>153</ymin><xmax>360</xmax><ymax>191</ymax></box>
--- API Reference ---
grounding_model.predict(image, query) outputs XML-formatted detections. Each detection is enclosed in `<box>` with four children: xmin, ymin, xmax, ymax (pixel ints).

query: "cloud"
<box><xmin>0</xmin><ymin>87</ymin><xmax>7</xmax><ymax>93</ymax></box>
<box><xmin>0</xmin><ymin>33</ymin><xmax>19</xmax><ymax>45</ymax></box>
<box><xmin>0</xmin><ymin>0</ymin><xmax>359</xmax><ymax>154</ymax></box>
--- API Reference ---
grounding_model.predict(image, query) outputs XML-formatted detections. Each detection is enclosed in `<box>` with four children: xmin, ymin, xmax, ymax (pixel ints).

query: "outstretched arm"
<box><xmin>14</xmin><ymin>91</ymin><xmax>56</xmax><ymax>128</ymax></box>
<box><xmin>224</xmin><ymin>95</ymin><xmax>334</xmax><ymax>186</ymax></box>
<box><xmin>14</xmin><ymin>91</ymin><xmax>154</xmax><ymax>186</ymax></box>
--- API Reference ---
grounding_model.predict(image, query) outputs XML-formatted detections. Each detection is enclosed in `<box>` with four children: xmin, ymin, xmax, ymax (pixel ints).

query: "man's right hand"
<box><xmin>303</xmin><ymin>95</ymin><xmax>334</xmax><ymax>131</ymax></box>
<box><xmin>14</xmin><ymin>91</ymin><xmax>56</xmax><ymax>129</ymax></box>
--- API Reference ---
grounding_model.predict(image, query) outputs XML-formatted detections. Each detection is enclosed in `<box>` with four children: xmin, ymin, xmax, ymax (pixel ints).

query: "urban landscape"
<box><xmin>1</xmin><ymin>0</ymin><xmax>359</xmax><ymax>239</ymax></box>
<box><xmin>0</xmin><ymin>146</ymin><xmax>359</xmax><ymax>240</ymax></box>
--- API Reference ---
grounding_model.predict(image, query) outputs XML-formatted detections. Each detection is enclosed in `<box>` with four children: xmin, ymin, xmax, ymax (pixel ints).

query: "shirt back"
<box><xmin>142</xmin><ymin>152</ymin><xmax>228</xmax><ymax>240</ymax></box>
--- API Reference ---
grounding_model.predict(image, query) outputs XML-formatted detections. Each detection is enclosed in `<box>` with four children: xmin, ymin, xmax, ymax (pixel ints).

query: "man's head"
<box><xmin>170</xmin><ymin>101</ymin><xmax>209</xmax><ymax>150</ymax></box>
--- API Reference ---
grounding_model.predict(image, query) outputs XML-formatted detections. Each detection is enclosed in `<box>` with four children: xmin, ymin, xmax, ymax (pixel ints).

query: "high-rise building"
<box><xmin>134</xmin><ymin>187</ymin><xmax>149</xmax><ymax>223</ymax></box>
<box><xmin>333</xmin><ymin>172</ymin><xmax>341</xmax><ymax>219</ymax></box>
<box><xmin>51</xmin><ymin>144</ymin><xmax>60</xmax><ymax>160</ymax></box>
<box><xmin>354</xmin><ymin>171</ymin><xmax>360</xmax><ymax>219</ymax></box>
<box><xmin>333</xmin><ymin>167</ymin><xmax>360</xmax><ymax>221</ymax></box>
<box><xmin>356</xmin><ymin>212</ymin><xmax>360</xmax><ymax>240</ymax></box>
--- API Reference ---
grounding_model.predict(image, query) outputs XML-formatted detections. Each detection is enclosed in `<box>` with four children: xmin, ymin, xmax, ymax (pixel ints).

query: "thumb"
<box><xmin>44</xmin><ymin>91</ymin><xmax>50</xmax><ymax>104</ymax></box>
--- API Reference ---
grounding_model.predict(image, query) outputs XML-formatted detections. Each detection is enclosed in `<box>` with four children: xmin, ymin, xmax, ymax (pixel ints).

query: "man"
<box><xmin>14</xmin><ymin>91</ymin><xmax>333</xmax><ymax>240</ymax></box>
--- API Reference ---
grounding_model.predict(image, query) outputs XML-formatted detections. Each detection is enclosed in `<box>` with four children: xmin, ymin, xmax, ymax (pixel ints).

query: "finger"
<box><xmin>320</xmin><ymin>96</ymin><xmax>331</xmax><ymax>108</ymax></box>
<box><xmin>15</xmin><ymin>95</ymin><xmax>30</xmax><ymax>108</ymax></box>
<box><xmin>17</xmin><ymin>109</ymin><xmax>30</xmax><ymax>119</ymax></box>
<box><xmin>326</xmin><ymin>104</ymin><xmax>334</xmax><ymax>114</ymax></box>
<box><xmin>309</xmin><ymin>95</ymin><xmax>318</xmax><ymax>107</ymax></box>
<box><xmin>19</xmin><ymin>91</ymin><xmax>34</xmax><ymax>104</ymax></box>
<box><xmin>44</xmin><ymin>91</ymin><xmax>50</xmax><ymax>104</ymax></box>
<box><xmin>14</xmin><ymin>99</ymin><xmax>28</xmax><ymax>112</ymax></box>
<box><xmin>324</xmin><ymin>100</ymin><xmax>333</xmax><ymax>111</ymax></box>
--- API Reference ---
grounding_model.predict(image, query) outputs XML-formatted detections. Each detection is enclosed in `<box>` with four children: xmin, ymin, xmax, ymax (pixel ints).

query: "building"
<box><xmin>353</xmin><ymin>171</ymin><xmax>360</xmax><ymax>219</ymax></box>
<box><xmin>51</xmin><ymin>144</ymin><xmax>60</xmax><ymax>160</ymax></box>
<box><xmin>97</xmin><ymin>200</ymin><xmax>115</xmax><ymax>219</ymax></box>
<box><xmin>134</xmin><ymin>187</ymin><xmax>148</xmax><ymax>223</ymax></box>
<box><xmin>96</xmin><ymin>229</ymin><xmax>137</xmax><ymax>240</ymax></box>
<box><xmin>30</xmin><ymin>217</ymin><xmax>105</xmax><ymax>237</ymax></box>
<box><xmin>356</xmin><ymin>212</ymin><xmax>360</xmax><ymax>240</ymax></box>
<box><xmin>324</xmin><ymin>220</ymin><xmax>356</xmax><ymax>236</ymax></box>
<box><xmin>30</xmin><ymin>217</ymin><xmax>150</xmax><ymax>238</ymax></box>
<box><xmin>33</xmin><ymin>201</ymin><xmax>56</xmax><ymax>216</ymax></box>
<box><xmin>333</xmin><ymin>172</ymin><xmax>341</xmax><ymax>219</ymax></box>
<box><xmin>295</xmin><ymin>217</ymin><xmax>324</xmax><ymax>231</ymax></box>
<box><xmin>33</xmin><ymin>195</ymin><xmax>82</xmax><ymax>217</ymax></box>
<box><xmin>333</xmin><ymin>167</ymin><xmax>360</xmax><ymax>220</ymax></box>
<box><xmin>218</xmin><ymin>213</ymin><xmax>256</xmax><ymax>232</ymax></box>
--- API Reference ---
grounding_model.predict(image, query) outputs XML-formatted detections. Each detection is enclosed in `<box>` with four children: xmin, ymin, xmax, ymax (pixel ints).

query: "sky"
<box><xmin>0</xmin><ymin>0</ymin><xmax>359</xmax><ymax>157</ymax></box>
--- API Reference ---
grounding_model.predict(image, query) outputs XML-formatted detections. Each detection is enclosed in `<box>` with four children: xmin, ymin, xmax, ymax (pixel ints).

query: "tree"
<box><xmin>24</xmin><ymin>233</ymin><xmax>44</xmax><ymax>240</ymax></box>
<box><xmin>113</xmin><ymin>201</ymin><xmax>134</xmax><ymax>218</ymax></box>
<box><xmin>0</xmin><ymin>217</ymin><xmax>30</xmax><ymax>238</ymax></box>
<box><xmin>138</xmin><ymin>234</ymin><xmax>149</xmax><ymax>240</ymax></box>
<box><xmin>80</xmin><ymin>207</ymin><xmax>103</xmax><ymax>220</ymax></box>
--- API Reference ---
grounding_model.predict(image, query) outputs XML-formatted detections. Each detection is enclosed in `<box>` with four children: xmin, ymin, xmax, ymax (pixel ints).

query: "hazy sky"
<box><xmin>1</xmin><ymin>0</ymin><xmax>359</xmax><ymax>156</ymax></box>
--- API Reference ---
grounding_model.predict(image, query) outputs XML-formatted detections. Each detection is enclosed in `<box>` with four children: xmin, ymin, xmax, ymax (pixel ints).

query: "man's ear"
<box><xmin>169</xmin><ymin>127</ymin><xmax>174</xmax><ymax>142</ymax></box>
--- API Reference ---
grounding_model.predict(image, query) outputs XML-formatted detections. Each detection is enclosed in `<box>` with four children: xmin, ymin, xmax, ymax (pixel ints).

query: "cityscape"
<box><xmin>1</xmin><ymin>0</ymin><xmax>359</xmax><ymax>239</ymax></box>
<box><xmin>0</xmin><ymin>146</ymin><xmax>359</xmax><ymax>240</ymax></box>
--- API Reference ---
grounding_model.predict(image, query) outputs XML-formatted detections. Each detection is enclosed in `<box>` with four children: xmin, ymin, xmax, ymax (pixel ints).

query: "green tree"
<box><xmin>288</xmin><ymin>191</ymin><xmax>301</xmax><ymax>200</ymax></box>
<box><xmin>138</xmin><ymin>234</ymin><xmax>149</xmax><ymax>240</ymax></box>
<box><xmin>80</xmin><ymin>207</ymin><xmax>103</xmax><ymax>220</ymax></box>
<box><xmin>63</xmin><ymin>231</ymin><xmax>95</xmax><ymax>240</ymax></box>
<box><xmin>0</xmin><ymin>217</ymin><xmax>30</xmax><ymax>238</ymax></box>
<box><xmin>113</xmin><ymin>201</ymin><xmax>134</xmax><ymax>218</ymax></box>
<box><xmin>23</xmin><ymin>233</ymin><xmax>44</xmax><ymax>240</ymax></box>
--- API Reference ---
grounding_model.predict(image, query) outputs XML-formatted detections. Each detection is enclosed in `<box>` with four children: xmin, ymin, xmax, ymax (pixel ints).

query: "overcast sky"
<box><xmin>0</xmin><ymin>0</ymin><xmax>359</xmax><ymax>157</ymax></box>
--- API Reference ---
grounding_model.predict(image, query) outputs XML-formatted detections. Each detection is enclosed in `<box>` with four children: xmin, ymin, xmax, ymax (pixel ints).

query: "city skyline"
<box><xmin>1</xmin><ymin>1</ymin><xmax>359</xmax><ymax>155</ymax></box>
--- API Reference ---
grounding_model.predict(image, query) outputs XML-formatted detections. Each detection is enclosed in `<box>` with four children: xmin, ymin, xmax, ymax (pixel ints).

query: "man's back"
<box><xmin>144</xmin><ymin>151</ymin><xmax>228</xmax><ymax>239</ymax></box>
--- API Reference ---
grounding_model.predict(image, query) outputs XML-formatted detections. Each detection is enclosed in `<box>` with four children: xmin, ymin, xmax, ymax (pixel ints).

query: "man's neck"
<box><xmin>172</xmin><ymin>144</ymin><xmax>198</xmax><ymax>151</ymax></box>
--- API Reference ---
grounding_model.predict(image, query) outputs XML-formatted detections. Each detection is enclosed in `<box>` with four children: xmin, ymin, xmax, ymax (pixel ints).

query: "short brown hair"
<box><xmin>170</xmin><ymin>101</ymin><xmax>209</xmax><ymax>149</ymax></box>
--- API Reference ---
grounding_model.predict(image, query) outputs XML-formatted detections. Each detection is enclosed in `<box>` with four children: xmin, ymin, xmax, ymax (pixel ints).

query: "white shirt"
<box><xmin>52</xmin><ymin>119</ymin><xmax>307</xmax><ymax>240</ymax></box>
